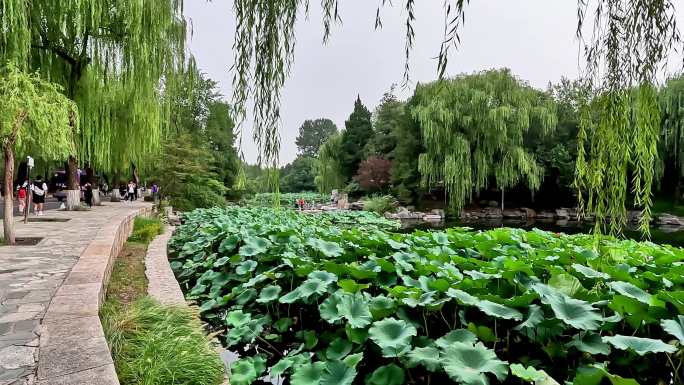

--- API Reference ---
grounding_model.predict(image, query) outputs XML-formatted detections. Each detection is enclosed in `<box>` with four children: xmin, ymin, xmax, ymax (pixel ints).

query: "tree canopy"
<box><xmin>296</xmin><ymin>118</ymin><xmax>338</xmax><ymax>157</ymax></box>
<box><xmin>413</xmin><ymin>69</ymin><xmax>557</xmax><ymax>212</ymax></box>
<box><xmin>339</xmin><ymin>97</ymin><xmax>373</xmax><ymax>181</ymax></box>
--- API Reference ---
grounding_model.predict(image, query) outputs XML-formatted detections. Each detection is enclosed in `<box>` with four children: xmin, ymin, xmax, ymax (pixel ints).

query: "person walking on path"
<box><xmin>127</xmin><ymin>180</ymin><xmax>136</xmax><ymax>202</ymax></box>
<box><xmin>84</xmin><ymin>183</ymin><xmax>93</xmax><ymax>207</ymax></box>
<box><xmin>17</xmin><ymin>180</ymin><xmax>27</xmax><ymax>214</ymax></box>
<box><xmin>151</xmin><ymin>183</ymin><xmax>159</xmax><ymax>202</ymax></box>
<box><xmin>31</xmin><ymin>176</ymin><xmax>48</xmax><ymax>216</ymax></box>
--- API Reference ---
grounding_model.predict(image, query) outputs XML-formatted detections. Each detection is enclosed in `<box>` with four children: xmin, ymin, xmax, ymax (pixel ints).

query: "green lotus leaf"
<box><xmin>274</xmin><ymin>317</ymin><xmax>293</xmax><ymax>333</ymax></box>
<box><xmin>346</xmin><ymin>325</ymin><xmax>369</xmax><ymax>344</ymax></box>
<box><xmin>573</xmin><ymin>364</ymin><xmax>639</xmax><ymax>385</ymax></box>
<box><xmin>661</xmin><ymin>315</ymin><xmax>684</xmax><ymax>344</ymax></box>
<box><xmin>532</xmin><ymin>283</ymin><xmax>603</xmax><ymax>330</ymax></box>
<box><xmin>296</xmin><ymin>330</ymin><xmax>319</xmax><ymax>349</ymax></box>
<box><xmin>548</xmin><ymin>273</ymin><xmax>584</xmax><ymax>297</ymax></box>
<box><xmin>441</xmin><ymin>342</ymin><xmax>508</xmax><ymax>385</ymax></box>
<box><xmin>369</xmin><ymin>295</ymin><xmax>397</xmax><ymax>319</ymax></box>
<box><xmin>406</xmin><ymin>346</ymin><xmax>441</xmax><ymax>371</ymax></box>
<box><xmin>320</xmin><ymin>361</ymin><xmax>356</xmax><ymax>385</ymax></box>
<box><xmin>510</xmin><ymin>363</ymin><xmax>545</xmax><ymax>382</ymax></box>
<box><xmin>307</xmin><ymin>237</ymin><xmax>344</xmax><ymax>258</ymax></box>
<box><xmin>235</xmin><ymin>288</ymin><xmax>257</xmax><ymax>305</ymax></box>
<box><xmin>226</xmin><ymin>310</ymin><xmax>251</xmax><ymax>327</ymax></box>
<box><xmin>342</xmin><ymin>352</ymin><xmax>364</xmax><ymax>368</ymax></box>
<box><xmin>257</xmin><ymin>285</ymin><xmax>282</xmax><ymax>303</ymax></box>
<box><xmin>608</xmin><ymin>281</ymin><xmax>655</xmax><ymax>306</ymax></box>
<box><xmin>365</xmin><ymin>364</ymin><xmax>405</xmax><ymax>385</ymax></box>
<box><xmin>308</xmin><ymin>270</ymin><xmax>338</xmax><ymax>285</ymax></box>
<box><xmin>326</xmin><ymin>338</ymin><xmax>353</xmax><ymax>360</ymax></box>
<box><xmin>299</xmin><ymin>278</ymin><xmax>330</xmax><ymax>298</ymax></box>
<box><xmin>213</xmin><ymin>256</ymin><xmax>231</xmax><ymax>267</ymax></box>
<box><xmin>338</xmin><ymin>279</ymin><xmax>370</xmax><ymax>293</ymax></box>
<box><xmin>571</xmin><ymin>263</ymin><xmax>609</xmax><ymax>280</ymax></box>
<box><xmin>240</xmin><ymin>236</ymin><xmax>271</xmax><ymax>256</ymax></box>
<box><xmin>432</xmin><ymin>232</ymin><xmax>449</xmax><ymax>245</ymax></box>
<box><xmin>566</xmin><ymin>332</ymin><xmax>610</xmax><ymax>355</ymax></box>
<box><xmin>475</xmin><ymin>300</ymin><xmax>523</xmax><ymax>321</ymax></box>
<box><xmin>229</xmin><ymin>358</ymin><xmax>258</xmax><ymax>385</ymax></box>
<box><xmin>337</xmin><ymin>293</ymin><xmax>373</xmax><ymax>328</ymax></box>
<box><xmin>291</xmin><ymin>362</ymin><xmax>325</xmax><ymax>385</ymax></box>
<box><xmin>446</xmin><ymin>288</ymin><xmax>479</xmax><ymax>305</ymax></box>
<box><xmin>435</xmin><ymin>329</ymin><xmax>478</xmax><ymax>349</ymax></box>
<box><xmin>514</xmin><ymin>304</ymin><xmax>544</xmax><ymax>330</ymax></box>
<box><xmin>270</xmin><ymin>353</ymin><xmax>309</xmax><ymax>378</ymax></box>
<box><xmin>236</xmin><ymin>260</ymin><xmax>258</xmax><ymax>275</ymax></box>
<box><xmin>319</xmin><ymin>292</ymin><xmax>344</xmax><ymax>323</ymax></box>
<box><xmin>279</xmin><ymin>287</ymin><xmax>303</xmax><ymax>304</ymax></box>
<box><xmin>368</xmin><ymin>318</ymin><xmax>417</xmax><ymax>357</ymax></box>
<box><xmin>464</xmin><ymin>270</ymin><xmax>501</xmax><ymax>280</ymax></box>
<box><xmin>602</xmin><ymin>335</ymin><xmax>677</xmax><ymax>355</ymax></box>
<box><xmin>387</xmin><ymin>238</ymin><xmax>407</xmax><ymax>250</ymax></box>
<box><xmin>218</xmin><ymin>234</ymin><xmax>240</xmax><ymax>253</ymax></box>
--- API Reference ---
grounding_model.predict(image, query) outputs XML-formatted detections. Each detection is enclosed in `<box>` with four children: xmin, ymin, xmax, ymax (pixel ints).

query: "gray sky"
<box><xmin>184</xmin><ymin>1</ymin><xmax>683</xmax><ymax>166</ymax></box>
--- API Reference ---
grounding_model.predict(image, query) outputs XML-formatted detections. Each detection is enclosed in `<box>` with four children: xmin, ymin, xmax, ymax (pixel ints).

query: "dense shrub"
<box><xmin>247</xmin><ymin>192</ymin><xmax>329</xmax><ymax>207</ymax></box>
<box><xmin>169</xmin><ymin>207</ymin><xmax>684</xmax><ymax>385</ymax></box>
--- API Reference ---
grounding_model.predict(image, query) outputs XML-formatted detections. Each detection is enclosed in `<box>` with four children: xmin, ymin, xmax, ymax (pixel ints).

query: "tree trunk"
<box><xmin>65</xmin><ymin>155</ymin><xmax>80</xmax><ymax>210</ymax></box>
<box><xmin>3</xmin><ymin>145</ymin><xmax>15</xmax><ymax>245</ymax></box>
<box><xmin>85</xmin><ymin>165</ymin><xmax>102</xmax><ymax>206</ymax></box>
<box><xmin>501</xmin><ymin>187</ymin><xmax>505</xmax><ymax>212</ymax></box>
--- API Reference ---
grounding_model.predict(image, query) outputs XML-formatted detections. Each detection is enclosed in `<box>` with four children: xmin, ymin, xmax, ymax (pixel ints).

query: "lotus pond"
<box><xmin>169</xmin><ymin>207</ymin><xmax>684</xmax><ymax>385</ymax></box>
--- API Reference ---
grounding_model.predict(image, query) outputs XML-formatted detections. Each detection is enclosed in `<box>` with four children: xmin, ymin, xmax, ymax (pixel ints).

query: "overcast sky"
<box><xmin>184</xmin><ymin>1</ymin><xmax>684</xmax><ymax>166</ymax></box>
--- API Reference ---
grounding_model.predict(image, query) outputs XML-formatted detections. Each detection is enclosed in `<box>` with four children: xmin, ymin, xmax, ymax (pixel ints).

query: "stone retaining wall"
<box><xmin>144</xmin><ymin>226</ymin><xmax>186</xmax><ymax>306</ymax></box>
<box><xmin>36</xmin><ymin>206</ymin><xmax>151</xmax><ymax>385</ymax></box>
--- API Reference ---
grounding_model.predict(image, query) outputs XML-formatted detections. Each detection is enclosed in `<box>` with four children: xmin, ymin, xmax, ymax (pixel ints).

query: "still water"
<box><xmin>400</xmin><ymin>218</ymin><xmax>684</xmax><ymax>248</ymax></box>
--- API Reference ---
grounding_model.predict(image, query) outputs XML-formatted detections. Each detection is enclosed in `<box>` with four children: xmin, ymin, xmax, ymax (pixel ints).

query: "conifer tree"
<box><xmin>339</xmin><ymin>96</ymin><xmax>373</xmax><ymax>181</ymax></box>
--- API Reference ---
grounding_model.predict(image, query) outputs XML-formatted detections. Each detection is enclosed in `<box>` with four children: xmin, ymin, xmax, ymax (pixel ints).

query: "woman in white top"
<box><xmin>127</xmin><ymin>181</ymin><xmax>136</xmax><ymax>201</ymax></box>
<box><xmin>31</xmin><ymin>177</ymin><xmax>48</xmax><ymax>215</ymax></box>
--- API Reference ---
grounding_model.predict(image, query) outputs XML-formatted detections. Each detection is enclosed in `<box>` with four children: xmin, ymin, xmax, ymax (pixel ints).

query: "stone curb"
<box><xmin>144</xmin><ymin>226</ymin><xmax>186</xmax><ymax>306</ymax></box>
<box><xmin>35</xmin><ymin>205</ymin><xmax>152</xmax><ymax>385</ymax></box>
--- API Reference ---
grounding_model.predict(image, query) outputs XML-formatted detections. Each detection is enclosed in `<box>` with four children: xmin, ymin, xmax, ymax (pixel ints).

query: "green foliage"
<box><xmin>0</xmin><ymin>63</ymin><xmax>78</xmax><ymax>161</ymax></box>
<box><xmin>365</xmin><ymin>88</ymin><xmax>403</xmax><ymax>158</ymax></box>
<box><xmin>128</xmin><ymin>217</ymin><xmax>163</xmax><ymax>244</ymax></box>
<box><xmin>150</xmin><ymin>133</ymin><xmax>227</xmax><ymax>212</ymax></box>
<box><xmin>389</xmin><ymin>101</ymin><xmax>424</xmax><ymax>204</ymax></box>
<box><xmin>101</xmin><ymin>297</ymin><xmax>224</xmax><ymax>385</ymax></box>
<box><xmin>412</xmin><ymin>69</ymin><xmax>557</xmax><ymax>213</ymax></box>
<box><xmin>315</xmin><ymin>134</ymin><xmax>346</xmax><ymax>194</ymax></box>
<box><xmin>280</xmin><ymin>156</ymin><xmax>317</xmax><ymax>193</ymax></box>
<box><xmin>296</xmin><ymin>118</ymin><xmax>339</xmax><ymax>157</ymax></box>
<box><xmin>362</xmin><ymin>195</ymin><xmax>396</xmax><ymax>214</ymax></box>
<box><xmin>340</xmin><ymin>97</ymin><xmax>374</xmax><ymax>181</ymax></box>
<box><xmin>169</xmin><ymin>207</ymin><xmax>684</xmax><ymax>385</ymax></box>
<box><xmin>1</xmin><ymin>0</ymin><xmax>187</xmax><ymax>173</ymax></box>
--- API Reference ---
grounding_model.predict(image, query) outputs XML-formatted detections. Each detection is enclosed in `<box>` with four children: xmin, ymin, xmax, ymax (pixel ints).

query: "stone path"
<box><xmin>144</xmin><ymin>226</ymin><xmax>186</xmax><ymax>306</ymax></box>
<box><xmin>0</xmin><ymin>202</ymin><xmax>150</xmax><ymax>385</ymax></box>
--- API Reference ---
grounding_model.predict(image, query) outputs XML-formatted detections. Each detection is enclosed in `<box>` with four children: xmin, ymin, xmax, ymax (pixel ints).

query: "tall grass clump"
<box><xmin>362</xmin><ymin>194</ymin><xmax>396</xmax><ymax>214</ymax></box>
<box><xmin>129</xmin><ymin>216</ymin><xmax>163</xmax><ymax>244</ymax></box>
<box><xmin>101</xmin><ymin>297</ymin><xmax>224</xmax><ymax>385</ymax></box>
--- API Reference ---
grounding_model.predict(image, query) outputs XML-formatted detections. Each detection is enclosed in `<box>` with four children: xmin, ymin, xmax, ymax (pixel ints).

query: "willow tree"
<box><xmin>314</xmin><ymin>134</ymin><xmax>346</xmax><ymax>194</ymax></box>
<box><xmin>658</xmin><ymin>75</ymin><xmax>684</xmax><ymax>201</ymax></box>
<box><xmin>0</xmin><ymin>0</ymin><xmax>186</xmax><ymax>209</ymax></box>
<box><xmin>411</xmin><ymin>69</ymin><xmax>556</xmax><ymax>212</ymax></box>
<box><xmin>0</xmin><ymin>63</ymin><xmax>77</xmax><ymax>244</ymax></box>
<box><xmin>229</xmin><ymin>0</ymin><xmax>680</xmax><ymax>233</ymax></box>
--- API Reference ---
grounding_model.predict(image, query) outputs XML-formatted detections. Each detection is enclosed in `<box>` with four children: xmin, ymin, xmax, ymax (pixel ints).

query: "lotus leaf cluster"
<box><xmin>169</xmin><ymin>207</ymin><xmax>684</xmax><ymax>385</ymax></box>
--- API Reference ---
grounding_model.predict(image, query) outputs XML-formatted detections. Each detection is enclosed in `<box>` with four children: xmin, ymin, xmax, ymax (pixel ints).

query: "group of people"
<box><xmin>16</xmin><ymin>176</ymin><xmax>48</xmax><ymax>216</ymax></box>
<box><xmin>118</xmin><ymin>181</ymin><xmax>139</xmax><ymax>202</ymax></box>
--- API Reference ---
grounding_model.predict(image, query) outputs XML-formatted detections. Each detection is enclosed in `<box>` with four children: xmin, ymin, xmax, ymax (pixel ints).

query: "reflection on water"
<box><xmin>400</xmin><ymin>218</ymin><xmax>684</xmax><ymax>248</ymax></box>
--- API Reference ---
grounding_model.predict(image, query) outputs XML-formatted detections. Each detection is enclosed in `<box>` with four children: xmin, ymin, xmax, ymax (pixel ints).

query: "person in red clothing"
<box><xmin>17</xmin><ymin>180</ymin><xmax>27</xmax><ymax>214</ymax></box>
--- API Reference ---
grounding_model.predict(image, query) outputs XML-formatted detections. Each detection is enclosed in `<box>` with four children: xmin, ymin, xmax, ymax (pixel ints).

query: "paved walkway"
<box><xmin>0</xmin><ymin>202</ymin><xmax>149</xmax><ymax>385</ymax></box>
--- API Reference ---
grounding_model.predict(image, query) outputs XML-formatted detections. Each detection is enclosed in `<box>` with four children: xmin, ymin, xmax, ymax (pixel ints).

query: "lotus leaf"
<box><xmin>320</xmin><ymin>361</ymin><xmax>356</xmax><ymax>385</ymax></box>
<box><xmin>441</xmin><ymin>342</ymin><xmax>508</xmax><ymax>385</ymax></box>
<box><xmin>368</xmin><ymin>318</ymin><xmax>417</xmax><ymax>357</ymax></box>
<box><xmin>257</xmin><ymin>285</ymin><xmax>282</xmax><ymax>303</ymax></box>
<box><xmin>406</xmin><ymin>346</ymin><xmax>441</xmax><ymax>371</ymax></box>
<box><xmin>661</xmin><ymin>315</ymin><xmax>684</xmax><ymax>344</ymax></box>
<box><xmin>337</xmin><ymin>293</ymin><xmax>373</xmax><ymax>328</ymax></box>
<box><xmin>602</xmin><ymin>335</ymin><xmax>677</xmax><ymax>355</ymax></box>
<box><xmin>365</xmin><ymin>364</ymin><xmax>405</xmax><ymax>385</ymax></box>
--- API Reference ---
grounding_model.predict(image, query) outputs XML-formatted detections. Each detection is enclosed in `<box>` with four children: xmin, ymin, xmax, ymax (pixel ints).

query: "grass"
<box><xmin>101</xmin><ymin>215</ymin><xmax>224</xmax><ymax>385</ymax></box>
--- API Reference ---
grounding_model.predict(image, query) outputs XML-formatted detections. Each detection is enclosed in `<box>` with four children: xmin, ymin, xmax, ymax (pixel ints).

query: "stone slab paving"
<box><xmin>0</xmin><ymin>202</ymin><xmax>151</xmax><ymax>385</ymax></box>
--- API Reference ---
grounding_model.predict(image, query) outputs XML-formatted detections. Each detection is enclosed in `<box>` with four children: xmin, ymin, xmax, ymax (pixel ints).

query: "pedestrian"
<box><xmin>127</xmin><ymin>180</ymin><xmax>135</xmax><ymax>202</ymax></box>
<box><xmin>102</xmin><ymin>182</ymin><xmax>108</xmax><ymax>197</ymax></box>
<box><xmin>119</xmin><ymin>184</ymin><xmax>126</xmax><ymax>201</ymax></box>
<box><xmin>151</xmin><ymin>183</ymin><xmax>159</xmax><ymax>201</ymax></box>
<box><xmin>17</xmin><ymin>180</ymin><xmax>27</xmax><ymax>214</ymax></box>
<box><xmin>84</xmin><ymin>183</ymin><xmax>93</xmax><ymax>207</ymax></box>
<box><xmin>31</xmin><ymin>176</ymin><xmax>48</xmax><ymax>216</ymax></box>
